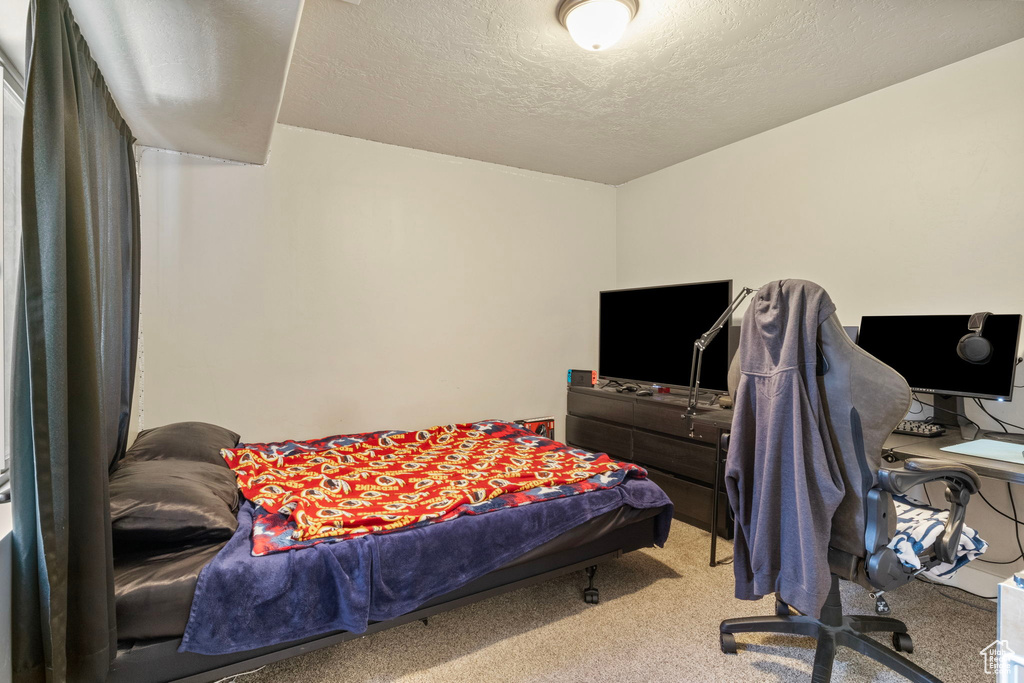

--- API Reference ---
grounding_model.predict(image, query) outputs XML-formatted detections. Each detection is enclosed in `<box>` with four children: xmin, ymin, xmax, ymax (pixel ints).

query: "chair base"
<box><xmin>719</xmin><ymin>577</ymin><xmax>941</xmax><ymax>683</ymax></box>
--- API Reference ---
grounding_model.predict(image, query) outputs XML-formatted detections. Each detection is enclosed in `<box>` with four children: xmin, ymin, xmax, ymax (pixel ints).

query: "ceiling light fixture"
<box><xmin>557</xmin><ymin>0</ymin><xmax>638</xmax><ymax>52</ymax></box>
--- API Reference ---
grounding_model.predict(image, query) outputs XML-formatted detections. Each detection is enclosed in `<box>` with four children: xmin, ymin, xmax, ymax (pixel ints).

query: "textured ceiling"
<box><xmin>69</xmin><ymin>0</ymin><xmax>303</xmax><ymax>164</ymax></box>
<box><xmin>279</xmin><ymin>0</ymin><xmax>1024</xmax><ymax>185</ymax></box>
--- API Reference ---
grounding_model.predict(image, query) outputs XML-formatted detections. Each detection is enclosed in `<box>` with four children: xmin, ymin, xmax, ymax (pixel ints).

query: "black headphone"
<box><xmin>957</xmin><ymin>312</ymin><xmax>993</xmax><ymax>364</ymax></box>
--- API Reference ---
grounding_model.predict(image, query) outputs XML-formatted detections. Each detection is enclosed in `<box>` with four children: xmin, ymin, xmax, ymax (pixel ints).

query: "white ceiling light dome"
<box><xmin>557</xmin><ymin>0</ymin><xmax>639</xmax><ymax>52</ymax></box>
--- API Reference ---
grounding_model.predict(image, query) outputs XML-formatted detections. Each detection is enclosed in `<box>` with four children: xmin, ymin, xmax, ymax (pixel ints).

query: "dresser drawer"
<box><xmin>634</xmin><ymin>402</ymin><xmax>721</xmax><ymax>444</ymax></box>
<box><xmin>647</xmin><ymin>467</ymin><xmax>732</xmax><ymax>539</ymax></box>
<box><xmin>565</xmin><ymin>415</ymin><xmax>632</xmax><ymax>460</ymax></box>
<box><xmin>633</xmin><ymin>430</ymin><xmax>717</xmax><ymax>484</ymax></box>
<box><xmin>567</xmin><ymin>391</ymin><xmax>634</xmax><ymax>425</ymax></box>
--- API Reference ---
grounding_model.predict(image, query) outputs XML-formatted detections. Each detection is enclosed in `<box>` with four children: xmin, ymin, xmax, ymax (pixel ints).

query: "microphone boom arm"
<box><xmin>686</xmin><ymin>287</ymin><xmax>757</xmax><ymax>415</ymax></box>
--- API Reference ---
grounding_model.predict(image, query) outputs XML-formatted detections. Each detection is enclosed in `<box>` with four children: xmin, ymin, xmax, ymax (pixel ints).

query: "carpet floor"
<box><xmin>234</xmin><ymin>520</ymin><xmax>996</xmax><ymax>683</ymax></box>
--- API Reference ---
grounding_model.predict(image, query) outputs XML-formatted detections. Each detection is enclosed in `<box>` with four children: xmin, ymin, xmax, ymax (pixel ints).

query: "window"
<box><xmin>1</xmin><ymin>62</ymin><xmax>24</xmax><ymax>485</ymax></box>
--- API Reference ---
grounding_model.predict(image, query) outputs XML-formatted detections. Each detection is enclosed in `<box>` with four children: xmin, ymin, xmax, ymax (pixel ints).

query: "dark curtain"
<box><xmin>11</xmin><ymin>0</ymin><xmax>140</xmax><ymax>680</ymax></box>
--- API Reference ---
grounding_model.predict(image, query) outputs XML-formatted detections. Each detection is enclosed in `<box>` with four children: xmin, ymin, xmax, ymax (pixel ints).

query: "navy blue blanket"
<box><xmin>179</xmin><ymin>477</ymin><xmax>671</xmax><ymax>655</ymax></box>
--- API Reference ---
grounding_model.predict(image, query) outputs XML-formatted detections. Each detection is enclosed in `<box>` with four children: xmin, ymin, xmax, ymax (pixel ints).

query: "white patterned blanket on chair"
<box><xmin>887</xmin><ymin>496</ymin><xmax>988</xmax><ymax>580</ymax></box>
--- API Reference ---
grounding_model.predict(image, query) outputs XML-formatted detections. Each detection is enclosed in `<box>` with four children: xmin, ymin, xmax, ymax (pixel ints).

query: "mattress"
<box><xmin>115</xmin><ymin>543</ymin><xmax>226</xmax><ymax>642</ymax></box>
<box><xmin>114</xmin><ymin>503</ymin><xmax>660</xmax><ymax>643</ymax></box>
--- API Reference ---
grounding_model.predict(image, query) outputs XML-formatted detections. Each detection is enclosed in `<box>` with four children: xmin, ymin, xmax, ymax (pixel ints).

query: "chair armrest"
<box><xmin>877</xmin><ymin>458</ymin><xmax>980</xmax><ymax>496</ymax></box>
<box><xmin>877</xmin><ymin>458</ymin><xmax>980</xmax><ymax>565</ymax></box>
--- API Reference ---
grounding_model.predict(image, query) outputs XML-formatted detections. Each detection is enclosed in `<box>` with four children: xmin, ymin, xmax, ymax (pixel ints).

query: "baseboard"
<box><xmin>925</xmin><ymin>562</ymin><xmax>1006</xmax><ymax>600</ymax></box>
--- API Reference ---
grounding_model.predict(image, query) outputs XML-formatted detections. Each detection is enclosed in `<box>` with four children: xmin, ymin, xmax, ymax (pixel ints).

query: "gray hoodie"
<box><xmin>725</xmin><ymin>279</ymin><xmax>846</xmax><ymax>618</ymax></box>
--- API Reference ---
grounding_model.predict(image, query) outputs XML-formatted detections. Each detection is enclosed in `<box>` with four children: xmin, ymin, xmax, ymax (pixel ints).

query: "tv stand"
<box><xmin>565</xmin><ymin>385</ymin><xmax>733</xmax><ymax>566</ymax></box>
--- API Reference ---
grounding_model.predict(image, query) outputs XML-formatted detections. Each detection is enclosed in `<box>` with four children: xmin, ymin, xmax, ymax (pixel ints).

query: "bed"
<box><xmin>107</xmin><ymin>420</ymin><xmax>674</xmax><ymax>683</ymax></box>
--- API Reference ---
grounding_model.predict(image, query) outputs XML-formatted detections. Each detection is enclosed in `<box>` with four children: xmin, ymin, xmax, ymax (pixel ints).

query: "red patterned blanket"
<box><xmin>222</xmin><ymin>423</ymin><xmax>636</xmax><ymax>542</ymax></box>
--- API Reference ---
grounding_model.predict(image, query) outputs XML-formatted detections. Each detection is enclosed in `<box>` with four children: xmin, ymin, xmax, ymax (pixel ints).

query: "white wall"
<box><xmin>616</xmin><ymin>38</ymin><xmax>1024</xmax><ymax>591</ymax></box>
<box><xmin>138</xmin><ymin>38</ymin><xmax>1024</xmax><ymax>595</ymax></box>
<box><xmin>137</xmin><ymin>125</ymin><xmax>616</xmax><ymax>442</ymax></box>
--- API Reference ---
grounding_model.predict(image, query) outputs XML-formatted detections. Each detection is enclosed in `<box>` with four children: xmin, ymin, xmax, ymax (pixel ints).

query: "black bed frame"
<box><xmin>108</xmin><ymin>514</ymin><xmax>660</xmax><ymax>683</ymax></box>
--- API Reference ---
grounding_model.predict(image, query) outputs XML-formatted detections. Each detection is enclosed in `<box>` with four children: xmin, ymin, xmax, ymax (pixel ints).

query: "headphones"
<box><xmin>957</xmin><ymin>312</ymin><xmax>993</xmax><ymax>364</ymax></box>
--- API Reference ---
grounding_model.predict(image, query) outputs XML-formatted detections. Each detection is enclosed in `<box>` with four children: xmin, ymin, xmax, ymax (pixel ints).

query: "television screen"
<box><xmin>599</xmin><ymin>280</ymin><xmax>733</xmax><ymax>390</ymax></box>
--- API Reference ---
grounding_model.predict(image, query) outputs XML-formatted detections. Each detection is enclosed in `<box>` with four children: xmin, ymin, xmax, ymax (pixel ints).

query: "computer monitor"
<box><xmin>857</xmin><ymin>313</ymin><xmax>1022</xmax><ymax>429</ymax></box>
<box><xmin>599</xmin><ymin>280</ymin><xmax>732</xmax><ymax>391</ymax></box>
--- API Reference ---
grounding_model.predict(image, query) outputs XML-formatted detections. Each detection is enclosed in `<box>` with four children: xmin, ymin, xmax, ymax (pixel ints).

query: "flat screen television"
<box><xmin>857</xmin><ymin>314</ymin><xmax>1022</xmax><ymax>401</ymax></box>
<box><xmin>599</xmin><ymin>280</ymin><xmax>733</xmax><ymax>391</ymax></box>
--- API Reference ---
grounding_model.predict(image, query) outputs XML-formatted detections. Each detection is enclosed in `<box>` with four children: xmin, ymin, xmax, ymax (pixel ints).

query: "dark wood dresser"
<box><xmin>565</xmin><ymin>386</ymin><xmax>734</xmax><ymax>565</ymax></box>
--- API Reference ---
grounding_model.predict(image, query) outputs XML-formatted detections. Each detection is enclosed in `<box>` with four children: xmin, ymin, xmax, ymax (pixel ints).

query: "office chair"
<box><xmin>719</xmin><ymin>284</ymin><xmax>982</xmax><ymax>683</ymax></box>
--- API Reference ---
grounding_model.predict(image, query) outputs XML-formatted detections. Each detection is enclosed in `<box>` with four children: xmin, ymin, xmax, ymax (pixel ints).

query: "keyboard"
<box><xmin>893</xmin><ymin>420</ymin><xmax>946</xmax><ymax>438</ymax></box>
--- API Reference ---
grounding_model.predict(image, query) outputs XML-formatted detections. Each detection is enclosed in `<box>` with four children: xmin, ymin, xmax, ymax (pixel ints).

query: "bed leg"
<box><xmin>583</xmin><ymin>565</ymin><xmax>599</xmax><ymax>605</ymax></box>
<box><xmin>420</xmin><ymin>617</ymin><xmax>429</xmax><ymax>627</ymax></box>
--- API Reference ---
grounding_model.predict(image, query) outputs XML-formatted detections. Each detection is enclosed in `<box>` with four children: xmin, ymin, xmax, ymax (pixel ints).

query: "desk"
<box><xmin>565</xmin><ymin>386</ymin><xmax>733</xmax><ymax>566</ymax></box>
<box><xmin>883</xmin><ymin>433</ymin><xmax>1024</xmax><ymax>484</ymax></box>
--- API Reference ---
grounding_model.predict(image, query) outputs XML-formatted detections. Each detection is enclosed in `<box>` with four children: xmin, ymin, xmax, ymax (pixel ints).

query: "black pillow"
<box><xmin>125</xmin><ymin>421</ymin><xmax>240</xmax><ymax>469</ymax></box>
<box><xmin>110</xmin><ymin>460</ymin><xmax>239</xmax><ymax>550</ymax></box>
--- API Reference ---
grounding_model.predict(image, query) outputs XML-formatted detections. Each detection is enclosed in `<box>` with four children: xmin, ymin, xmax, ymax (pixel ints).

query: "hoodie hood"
<box><xmin>744</xmin><ymin>279</ymin><xmax>836</xmax><ymax>374</ymax></box>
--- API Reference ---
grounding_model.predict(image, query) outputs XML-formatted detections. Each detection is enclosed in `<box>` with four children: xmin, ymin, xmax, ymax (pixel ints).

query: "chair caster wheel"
<box><xmin>775</xmin><ymin>597</ymin><xmax>791</xmax><ymax>616</ymax></box>
<box><xmin>583</xmin><ymin>588</ymin><xmax>599</xmax><ymax>604</ymax></box>
<box><xmin>721</xmin><ymin>632</ymin><xmax>737</xmax><ymax>654</ymax></box>
<box><xmin>892</xmin><ymin>632</ymin><xmax>914</xmax><ymax>654</ymax></box>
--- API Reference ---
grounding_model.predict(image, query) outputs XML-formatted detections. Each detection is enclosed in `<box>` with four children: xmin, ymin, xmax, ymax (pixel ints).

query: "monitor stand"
<box><xmin>930</xmin><ymin>394</ymin><xmax>966</xmax><ymax>433</ymax></box>
<box><xmin>932</xmin><ymin>393</ymin><xmax>1024</xmax><ymax>443</ymax></box>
